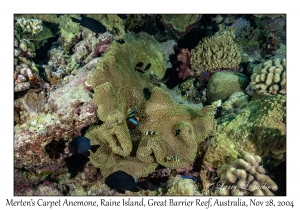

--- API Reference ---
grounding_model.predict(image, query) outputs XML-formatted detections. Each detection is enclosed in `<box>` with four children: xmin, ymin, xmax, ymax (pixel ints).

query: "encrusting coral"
<box><xmin>247</xmin><ymin>57</ymin><xmax>286</xmax><ymax>95</ymax></box>
<box><xmin>191</xmin><ymin>32</ymin><xmax>241</xmax><ymax>73</ymax></box>
<box><xmin>215</xmin><ymin>154</ymin><xmax>278</xmax><ymax>196</ymax></box>
<box><xmin>85</xmin><ymin>32</ymin><xmax>216</xmax><ymax>177</ymax></box>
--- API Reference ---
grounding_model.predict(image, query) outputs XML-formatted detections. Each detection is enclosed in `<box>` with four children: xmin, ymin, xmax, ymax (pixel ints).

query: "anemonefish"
<box><xmin>165</xmin><ymin>156</ymin><xmax>180</xmax><ymax>162</ymax></box>
<box><xmin>145</xmin><ymin>131</ymin><xmax>158</xmax><ymax>136</ymax></box>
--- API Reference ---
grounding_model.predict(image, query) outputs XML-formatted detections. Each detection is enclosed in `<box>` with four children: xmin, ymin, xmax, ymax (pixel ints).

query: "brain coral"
<box><xmin>85</xmin><ymin>34</ymin><xmax>216</xmax><ymax>177</ymax></box>
<box><xmin>191</xmin><ymin>34</ymin><xmax>241</xmax><ymax>73</ymax></box>
<box><xmin>206</xmin><ymin>71</ymin><xmax>249</xmax><ymax>103</ymax></box>
<box><xmin>248</xmin><ymin>57</ymin><xmax>286</xmax><ymax>95</ymax></box>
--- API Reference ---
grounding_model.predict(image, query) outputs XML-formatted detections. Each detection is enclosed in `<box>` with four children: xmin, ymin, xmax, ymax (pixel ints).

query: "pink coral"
<box><xmin>176</xmin><ymin>48</ymin><xmax>193</xmax><ymax>80</ymax></box>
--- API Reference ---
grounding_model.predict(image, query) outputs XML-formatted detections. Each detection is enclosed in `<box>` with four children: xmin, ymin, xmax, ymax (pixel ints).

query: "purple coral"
<box><xmin>176</xmin><ymin>48</ymin><xmax>193</xmax><ymax>80</ymax></box>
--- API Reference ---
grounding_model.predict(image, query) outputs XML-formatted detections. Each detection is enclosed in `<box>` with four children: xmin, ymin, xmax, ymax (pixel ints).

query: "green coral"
<box><xmin>203</xmin><ymin>94</ymin><xmax>286</xmax><ymax>168</ymax></box>
<box><xmin>162</xmin><ymin>14</ymin><xmax>200</xmax><ymax>32</ymax></box>
<box><xmin>87</xmin><ymin>14</ymin><xmax>126</xmax><ymax>37</ymax></box>
<box><xmin>191</xmin><ymin>33</ymin><xmax>241</xmax><ymax>73</ymax></box>
<box><xmin>207</xmin><ymin>72</ymin><xmax>249</xmax><ymax>103</ymax></box>
<box><xmin>203</xmin><ymin>134</ymin><xmax>240</xmax><ymax>169</ymax></box>
<box><xmin>58</xmin><ymin>15</ymin><xmax>81</xmax><ymax>52</ymax></box>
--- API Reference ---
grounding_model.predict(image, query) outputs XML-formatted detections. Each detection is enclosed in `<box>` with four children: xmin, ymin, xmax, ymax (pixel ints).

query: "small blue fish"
<box><xmin>68</xmin><ymin>136</ymin><xmax>100</xmax><ymax>156</ymax></box>
<box><xmin>181</xmin><ymin>175</ymin><xmax>199</xmax><ymax>182</ymax></box>
<box><xmin>105</xmin><ymin>171</ymin><xmax>147</xmax><ymax>194</ymax></box>
<box><xmin>128</xmin><ymin>118</ymin><xmax>138</xmax><ymax>125</ymax></box>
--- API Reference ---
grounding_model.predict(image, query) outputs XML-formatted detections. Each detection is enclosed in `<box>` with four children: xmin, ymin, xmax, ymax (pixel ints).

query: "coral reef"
<box><xmin>247</xmin><ymin>57</ymin><xmax>286</xmax><ymax>95</ymax></box>
<box><xmin>160</xmin><ymin>40</ymin><xmax>176</xmax><ymax>69</ymax></box>
<box><xmin>231</xmin><ymin>17</ymin><xmax>250</xmax><ymax>36</ymax></box>
<box><xmin>202</xmin><ymin>134</ymin><xmax>240</xmax><ymax>169</ymax></box>
<box><xmin>236</xmin><ymin>30</ymin><xmax>261</xmax><ymax>63</ymax></box>
<box><xmin>23</xmin><ymin>89</ymin><xmax>47</xmax><ymax>113</ymax></box>
<box><xmin>87</xmin><ymin>14</ymin><xmax>126</xmax><ymax>37</ymax></box>
<box><xmin>44</xmin><ymin>46</ymin><xmax>68</xmax><ymax>84</ymax></box>
<box><xmin>57</xmin><ymin>15</ymin><xmax>82</xmax><ymax>52</ymax></box>
<box><xmin>215</xmin><ymin>154</ymin><xmax>278</xmax><ymax>196</ymax></box>
<box><xmin>13</xmin><ymin>14</ymin><xmax>286</xmax><ymax>196</ymax></box>
<box><xmin>14</xmin><ymin>38</ymin><xmax>39</xmax><ymax>92</ymax></box>
<box><xmin>161</xmin><ymin>14</ymin><xmax>202</xmax><ymax>34</ymax></box>
<box><xmin>203</xmin><ymin>94</ymin><xmax>286</xmax><ymax>169</ymax></box>
<box><xmin>15</xmin><ymin>18</ymin><xmax>43</xmax><ymax>35</ymax></box>
<box><xmin>206</xmin><ymin>71</ymin><xmax>249</xmax><ymax>103</ymax></box>
<box><xmin>176</xmin><ymin>48</ymin><xmax>193</xmax><ymax>80</ymax></box>
<box><xmin>165</xmin><ymin>175</ymin><xmax>201</xmax><ymax>195</ymax></box>
<box><xmin>191</xmin><ymin>33</ymin><xmax>241</xmax><ymax>73</ymax></box>
<box><xmin>14</xmin><ymin>58</ymin><xmax>99</xmax><ymax>173</ymax></box>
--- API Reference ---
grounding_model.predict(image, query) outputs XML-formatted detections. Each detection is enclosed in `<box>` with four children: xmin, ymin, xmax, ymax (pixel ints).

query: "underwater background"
<box><xmin>13</xmin><ymin>14</ymin><xmax>286</xmax><ymax>196</ymax></box>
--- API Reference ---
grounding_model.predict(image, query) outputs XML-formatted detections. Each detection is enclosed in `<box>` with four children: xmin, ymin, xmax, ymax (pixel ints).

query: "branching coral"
<box><xmin>247</xmin><ymin>57</ymin><xmax>286</xmax><ymax>95</ymax></box>
<box><xmin>215</xmin><ymin>154</ymin><xmax>278</xmax><ymax>196</ymax></box>
<box><xmin>14</xmin><ymin>38</ymin><xmax>39</xmax><ymax>92</ymax></box>
<box><xmin>15</xmin><ymin>18</ymin><xmax>43</xmax><ymax>35</ymax></box>
<box><xmin>191</xmin><ymin>34</ymin><xmax>241</xmax><ymax>73</ymax></box>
